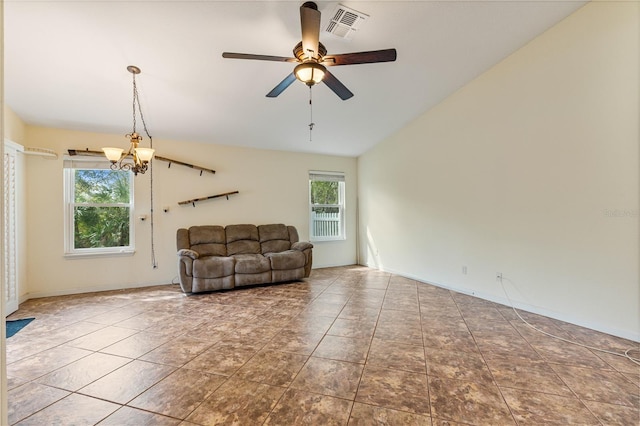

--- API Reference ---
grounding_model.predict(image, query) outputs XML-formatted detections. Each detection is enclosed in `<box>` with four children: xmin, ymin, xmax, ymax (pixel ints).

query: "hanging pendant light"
<box><xmin>102</xmin><ymin>65</ymin><xmax>155</xmax><ymax>175</ymax></box>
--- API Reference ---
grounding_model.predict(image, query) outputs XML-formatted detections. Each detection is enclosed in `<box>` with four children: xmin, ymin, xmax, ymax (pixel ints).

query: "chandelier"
<box><xmin>102</xmin><ymin>65</ymin><xmax>155</xmax><ymax>175</ymax></box>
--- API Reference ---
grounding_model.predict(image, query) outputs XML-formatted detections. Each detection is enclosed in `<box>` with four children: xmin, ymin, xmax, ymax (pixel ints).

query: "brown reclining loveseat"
<box><xmin>176</xmin><ymin>223</ymin><xmax>313</xmax><ymax>293</ymax></box>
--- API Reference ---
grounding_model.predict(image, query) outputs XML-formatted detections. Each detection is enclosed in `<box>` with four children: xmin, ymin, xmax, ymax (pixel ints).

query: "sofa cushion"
<box><xmin>235</xmin><ymin>271</ymin><xmax>272</xmax><ymax>287</ymax></box>
<box><xmin>189</xmin><ymin>226</ymin><xmax>227</xmax><ymax>257</ymax></box>
<box><xmin>177</xmin><ymin>228</ymin><xmax>190</xmax><ymax>251</ymax></box>
<box><xmin>258</xmin><ymin>224</ymin><xmax>289</xmax><ymax>242</ymax></box>
<box><xmin>226</xmin><ymin>224</ymin><xmax>261</xmax><ymax>255</ymax></box>
<box><xmin>259</xmin><ymin>224</ymin><xmax>291</xmax><ymax>254</ymax></box>
<box><xmin>265</xmin><ymin>250</ymin><xmax>306</xmax><ymax>270</ymax></box>
<box><xmin>287</xmin><ymin>226</ymin><xmax>300</xmax><ymax>245</ymax></box>
<box><xmin>232</xmin><ymin>254</ymin><xmax>271</xmax><ymax>274</ymax></box>
<box><xmin>192</xmin><ymin>256</ymin><xmax>235</xmax><ymax>279</ymax></box>
<box><xmin>291</xmin><ymin>241</ymin><xmax>313</xmax><ymax>251</ymax></box>
<box><xmin>272</xmin><ymin>268</ymin><xmax>304</xmax><ymax>283</ymax></box>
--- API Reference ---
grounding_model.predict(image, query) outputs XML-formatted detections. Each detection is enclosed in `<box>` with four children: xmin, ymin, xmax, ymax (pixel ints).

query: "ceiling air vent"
<box><xmin>325</xmin><ymin>4</ymin><xmax>369</xmax><ymax>40</ymax></box>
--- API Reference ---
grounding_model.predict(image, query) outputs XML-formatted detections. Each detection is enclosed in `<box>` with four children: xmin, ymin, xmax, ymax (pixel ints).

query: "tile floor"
<box><xmin>5</xmin><ymin>266</ymin><xmax>639</xmax><ymax>425</ymax></box>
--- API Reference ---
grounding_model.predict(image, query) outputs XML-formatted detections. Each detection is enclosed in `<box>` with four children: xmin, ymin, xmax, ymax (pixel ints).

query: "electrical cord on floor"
<box><xmin>499</xmin><ymin>275</ymin><xmax>640</xmax><ymax>366</ymax></box>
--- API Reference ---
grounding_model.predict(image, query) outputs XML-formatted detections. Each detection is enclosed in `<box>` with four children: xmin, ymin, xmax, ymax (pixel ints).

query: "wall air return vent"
<box><xmin>325</xmin><ymin>4</ymin><xmax>369</xmax><ymax>40</ymax></box>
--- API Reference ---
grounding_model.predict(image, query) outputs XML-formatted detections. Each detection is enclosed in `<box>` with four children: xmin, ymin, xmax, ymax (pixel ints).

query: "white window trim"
<box><xmin>63</xmin><ymin>156</ymin><xmax>135</xmax><ymax>257</ymax></box>
<box><xmin>309</xmin><ymin>170</ymin><xmax>346</xmax><ymax>242</ymax></box>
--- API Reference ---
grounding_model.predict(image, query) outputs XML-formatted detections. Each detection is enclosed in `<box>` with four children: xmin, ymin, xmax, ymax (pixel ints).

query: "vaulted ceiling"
<box><xmin>4</xmin><ymin>0</ymin><xmax>586</xmax><ymax>157</ymax></box>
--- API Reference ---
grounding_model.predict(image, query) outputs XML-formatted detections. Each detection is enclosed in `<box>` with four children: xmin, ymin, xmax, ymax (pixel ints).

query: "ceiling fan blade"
<box><xmin>222</xmin><ymin>52</ymin><xmax>297</xmax><ymax>63</ymax></box>
<box><xmin>322</xmin><ymin>70</ymin><xmax>354</xmax><ymax>100</ymax></box>
<box><xmin>322</xmin><ymin>49</ymin><xmax>397</xmax><ymax>66</ymax></box>
<box><xmin>266</xmin><ymin>73</ymin><xmax>297</xmax><ymax>98</ymax></box>
<box><xmin>300</xmin><ymin>2</ymin><xmax>321</xmax><ymax>60</ymax></box>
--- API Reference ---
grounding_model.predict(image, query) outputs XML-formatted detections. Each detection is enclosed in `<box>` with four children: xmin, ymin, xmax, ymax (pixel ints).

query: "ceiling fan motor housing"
<box><xmin>293</xmin><ymin>41</ymin><xmax>327</xmax><ymax>62</ymax></box>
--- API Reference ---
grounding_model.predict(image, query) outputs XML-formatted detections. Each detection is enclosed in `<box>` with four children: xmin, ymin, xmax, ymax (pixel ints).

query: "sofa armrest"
<box><xmin>178</xmin><ymin>248</ymin><xmax>200</xmax><ymax>259</ymax></box>
<box><xmin>291</xmin><ymin>241</ymin><xmax>313</xmax><ymax>251</ymax></box>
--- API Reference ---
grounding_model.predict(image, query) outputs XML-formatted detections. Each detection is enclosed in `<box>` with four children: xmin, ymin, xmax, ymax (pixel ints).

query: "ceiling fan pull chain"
<box><xmin>309</xmin><ymin>86</ymin><xmax>315</xmax><ymax>141</ymax></box>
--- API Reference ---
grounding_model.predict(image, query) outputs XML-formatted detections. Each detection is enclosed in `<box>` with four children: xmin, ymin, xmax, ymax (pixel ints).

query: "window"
<box><xmin>64</xmin><ymin>158</ymin><xmax>134</xmax><ymax>256</ymax></box>
<box><xmin>309</xmin><ymin>171</ymin><xmax>345</xmax><ymax>241</ymax></box>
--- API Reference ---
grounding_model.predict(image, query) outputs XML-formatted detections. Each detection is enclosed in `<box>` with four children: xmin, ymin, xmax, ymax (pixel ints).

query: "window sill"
<box><xmin>64</xmin><ymin>249</ymin><xmax>135</xmax><ymax>259</ymax></box>
<box><xmin>310</xmin><ymin>237</ymin><xmax>347</xmax><ymax>243</ymax></box>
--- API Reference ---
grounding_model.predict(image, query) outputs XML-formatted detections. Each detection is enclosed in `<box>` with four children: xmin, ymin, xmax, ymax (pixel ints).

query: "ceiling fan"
<box><xmin>222</xmin><ymin>1</ymin><xmax>397</xmax><ymax>100</ymax></box>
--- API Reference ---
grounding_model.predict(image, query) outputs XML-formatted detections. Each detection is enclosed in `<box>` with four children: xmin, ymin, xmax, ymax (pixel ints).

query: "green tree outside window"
<box><xmin>73</xmin><ymin>169</ymin><xmax>131</xmax><ymax>249</ymax></box>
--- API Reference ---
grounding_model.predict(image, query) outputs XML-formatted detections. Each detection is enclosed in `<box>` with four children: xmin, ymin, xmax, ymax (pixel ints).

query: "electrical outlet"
<box><xmin>462</xmin><ymin>265</ymin><xmax>468</xmax><ymax>275</ymax></box>
<box><xmin>496</xmin><ymin>272</ymin><xmax>503</xmax><ymax>281</ymax></box>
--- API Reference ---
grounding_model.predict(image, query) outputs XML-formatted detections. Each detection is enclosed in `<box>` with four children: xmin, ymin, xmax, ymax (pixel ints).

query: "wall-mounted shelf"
<box><xmin>67</xmin><ymin>149</ymin><xmax>216</xmax><ymax>175</ymax></box>
<box><xmin>178</xmin><ymin>191</ymin><xmax>239</xmax><ymax>207</ymax></box>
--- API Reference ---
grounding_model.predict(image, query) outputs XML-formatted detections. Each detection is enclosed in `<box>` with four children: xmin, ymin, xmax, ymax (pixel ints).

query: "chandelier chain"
<box><xmin>132</xmin><ymin>70</ymin><xmax>157</xmax><ymax>269</ymax></box>
<box><xmin>131</xmin><ymin>74</ymin><xmax>138</xmax><ymax>134</ymax></box>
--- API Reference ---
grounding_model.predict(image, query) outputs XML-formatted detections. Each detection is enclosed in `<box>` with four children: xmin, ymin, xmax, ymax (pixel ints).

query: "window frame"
<box><xmin>309</xmin><ymin>171</ymin><xmax>346</xmax><ymax>242</ymax></box>
<box><xmin>63</xmin><ymin>157</ymin><xmax>135</xmax><ymax>257</ymax></box>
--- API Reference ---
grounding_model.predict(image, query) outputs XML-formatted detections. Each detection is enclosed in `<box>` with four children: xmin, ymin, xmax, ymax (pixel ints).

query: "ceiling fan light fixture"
<box><xmin>294</xmin><ymin>62</ymin><xmax>326</xmax><ymax>86</ymax></box>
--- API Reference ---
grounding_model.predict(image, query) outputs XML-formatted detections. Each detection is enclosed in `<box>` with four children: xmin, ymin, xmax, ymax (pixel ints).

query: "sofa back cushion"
<box><xmin>258</xmin><ymin>224</ymin><xmax>291</xmax><ymax>254</ymax></box>
<box><xmin>226</xmin><ymin>224</ymin><xmax>261</xmax><ymax>255</ymax></box>
<box><xmin>287</xmin><ymin>226</ymin><xmax>300</xmax><ymax>245</ymax></box>
<box><xmin>189</xmin><ymin>226</ymin><xmax>227</xmax><ymax>256</ymax></box>
<box><xmin>177</xmin><ymin>228</ymin><xmax>190</xmax><ymax>251</ymax></box>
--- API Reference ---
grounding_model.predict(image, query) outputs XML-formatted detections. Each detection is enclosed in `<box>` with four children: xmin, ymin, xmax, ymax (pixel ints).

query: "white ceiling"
<box><xmin>4</xmin><ymin>0</ymin><xmax>586</xmax><ymax>157</ymax></box>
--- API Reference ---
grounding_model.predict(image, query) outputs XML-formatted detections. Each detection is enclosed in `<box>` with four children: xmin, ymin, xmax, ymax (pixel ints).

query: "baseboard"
<box><xmin>23</xmin><ymin>280</ymin><xmax>177</xmax><ymax>301</ymax></box>
<box><xmin>365</xmin><ymin>263</ymin><xmax>640</xmax><ymax>343</ymax></box>
<box><xmin>312</xmin><ymin>261</ymin><xmax>357</xmax><ymax>269</ymax></box>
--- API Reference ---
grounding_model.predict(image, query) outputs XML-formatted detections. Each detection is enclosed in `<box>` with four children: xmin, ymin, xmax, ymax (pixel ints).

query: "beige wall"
<box><xmin>4</xmin><ymin>105</ymin><xmax>25</xmax><ymax>144</ymax></box>
<box><xmin>23</xmin><ymin>126</ymin><xmax>357</xmax><ymax>297</ymax></box>
<box><xmin>1</xmin><ymin>1</ymin><xmax>7</xmax><ymax>421</ymax></box>
<box><xmin>358</xmin><ymin>2</ymin><xmax>639</xmax><ymax>340</ymax></box>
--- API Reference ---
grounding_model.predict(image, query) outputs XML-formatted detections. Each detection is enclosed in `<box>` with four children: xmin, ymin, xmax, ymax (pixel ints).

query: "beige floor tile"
<box><xmin>483</xmin><ymin>352</ymin><xmax>574</xmax><ymax>397</ymax></box>
<box><xmin>37</xmin><ymin>352</ymin><xmax>131</xmax><ymax>391</ymax></box>
<box><xmin>186</xmin><ymin>377</ymin><xmax>285</xmax><ymax>426</ymax></box>
<box><xmin>550</xmin><ymin>363</ymin><xmax>640</xmax><ymax>408</ymax></box>
<box><xmin>128</xmin><ymin>368</ymin><xmax>227</xmax><ymax>419</ymax></box>
<box><xmin>423</xmin><ymin>328</ymin><xmax>480</xmax><ymax>354</ymax></box>
<box><xmin>327</xmin><ymin>318</ymin><xmax>376</xmax><ymax>339</ymax></box>
<box><xmin>13</xmin><ymin>393</ymin><xmax>119</xmax><ymax>426</ymax></box>
<box><xmin>425</xmin><ymin>346</ymin><xmax>493</xmax><ymax>384</ymax></box>
<box><xmin>368</xmin><ymin>338</ymin><xmax>426</xmax><ymax>373</ymax></box>
<box><xmin>501</xmin><ymin>388</ymin><xmax>600</xmax><ymax>425</ymax></box>
<box><xmin>99</xmin><ymin>331</ymin><xmax>173</xmax><ymax>358</ymax></box>
<box><xmin>265</xmin><ymin>388</ymin><xmax>352</xmax><ymax>425</ymax></box>
<box><xmin>85</xmin><ymin>307</ymin><xmax>146</xmax><ymax>326</ymax></box>
<box><xmin>7</xmin><ymin>346</ymin><xmax>93</xmax><ymax>381</ymax></box>
<box><xmin>349</xmin><ymin>402</ymin><xmax>432</xmax><ymax>425</ymax></box>
<box><xmin>182</xmin><ymin>341</ymin><xmax>260</xmax><ymax>376</ymax></box>
<box><xmin>428</xmin><ymin>376</ymin><xmax>515</xmax><ymax>425</ymax></box>
<box><xmin>99</xmin><ymin>406</ymin><xmax>182</xmax><ymax>425</ymax></box>
<box><xmin>139</xmin><ymin>335</ymin><xmax>216</xmax><ymax>367</ymax></box>
<box><xmin>582</xmin><ymin>399</ymin><xmax>640</xmax><ymax>425</ymax></box>
<box><xmin>374</xmin><ymin>323</ymin><xmax>424</xmax><ymax>346</ymax></box>
<box><xmin>313</xmin><ymin>334</ymin><xmax>370</xmax><ymax>364</ymax></box>
<box><xmin>8</xmin><ymin>382</ymin><xmax>69</xmax><ymax>425</ymax></box>
<box><xmin>290</xmin><ymin>357</ymin><xmax>364</xmax><ymax>399</ymax></box>
<box><xmin>64</xmin><ymin>326</ymin><xmax>139</xmax><ymax>351</ymax></box>
<box><xmin>78</xmin><ymin>359</ymin><xmax>175</xmax><ymax>404</ymax></box>
<box><xmin>234</xmin><ymin>349</ymin><xmax>308</xmax><ymax>386</ymax></box>
<box><xmin>263</xmin><ymin>328</ymin><xmax>326</xmax><ymax>355</ymax></box>
<box><xmin>355</xmin><ymin>365</ymin><xmax>430</xmax><ymax>415</ymax></box>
